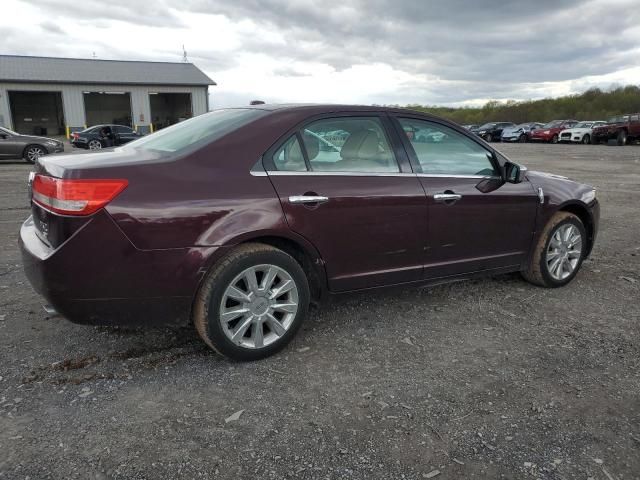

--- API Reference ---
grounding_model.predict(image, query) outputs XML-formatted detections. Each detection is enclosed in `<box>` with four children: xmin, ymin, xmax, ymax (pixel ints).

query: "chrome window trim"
<box><xmin>255</xmin><ymin>170</ymin><xmax>500</xmax><ymax>180</ymax></box>
<box><xmin>265</xmin><ymin>170</ymin><xmax>410</xmax><ymax>177</ymax></box>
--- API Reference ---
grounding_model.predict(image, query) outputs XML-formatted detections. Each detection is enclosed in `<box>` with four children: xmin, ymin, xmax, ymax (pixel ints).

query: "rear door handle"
<box><xmin>433</xmin><ymin>192</ymin><xmax>462</xmax><ymax>203</ymax></box>
<box><xmin>289</xmin><ymin>195</ymin><xmax>329</xmax><ymax>204</ymax></box>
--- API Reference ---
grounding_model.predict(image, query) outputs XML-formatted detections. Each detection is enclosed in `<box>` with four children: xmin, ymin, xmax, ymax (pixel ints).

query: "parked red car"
<box><xmin>591</xmin><ymin>114</ymin><xmax>640</xmax><ymax>145</ymax></box>
<box><xmin>530</xmin><ymin>120</ymin><xmax>579</xmax><ymax>143</ymax></box>
<box><xmin>20</xmin><ymin>105</ymin><xmax>599</xmax><ymax>360</ymax></box>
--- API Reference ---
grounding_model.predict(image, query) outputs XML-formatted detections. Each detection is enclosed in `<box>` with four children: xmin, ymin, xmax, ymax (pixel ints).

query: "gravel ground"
<box><xmin>1</xmin><ymin>143</ymin><xmax>639</xmax><ymax>480</ymax></box>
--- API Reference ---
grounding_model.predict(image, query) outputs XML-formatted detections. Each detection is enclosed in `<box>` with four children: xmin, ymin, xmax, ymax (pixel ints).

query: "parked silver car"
<box><xmin>0</xmin><ymin>127</ymin><xmax>64</xmax><ymax>163</ymax></box>
<box><xmin>501</xmin><ymin>123</ymin><xmax>544</xmax><ymax>143</ymax></box>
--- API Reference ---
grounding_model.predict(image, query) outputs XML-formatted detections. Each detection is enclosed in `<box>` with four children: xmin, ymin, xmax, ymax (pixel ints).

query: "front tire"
<box><xmin>617</xmin><ymin>130</ymin><xmax>627</xmax><ymax>146</ymax></box>
<box><xmin>522</xmin><ymin>212</ymin><xmax>586</xmax><ymax>288</ymax></box>
<box><xmin>484</xmin><ymin>134</ymin><xmax>492</xmax><ymax>142</ymax></box>
<box><xmin>518</xmin><ymin>134</ymin><xmax>527</xmax><ymax>143</ymax></box>
<box><xmin>582</xmin><ymin>134</ymin><xmax>590</xmax><ymax>145</ymax></box>
<box><xmin>193</xmin><ymin>243</ymin><xmax>310</xmax><ymax>361</ymax></box>
<box><xmin>23</xmin><ymin>145</ymin><xmax>46</xmax><ymax>163</ymax></box>
<box><xmin>551</xmin><ymin>134</ymin><xmax>559</xmax><ymax>144</ymax></box>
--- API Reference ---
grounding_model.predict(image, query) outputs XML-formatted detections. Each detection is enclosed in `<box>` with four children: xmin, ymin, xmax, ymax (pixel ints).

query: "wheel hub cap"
<box><xmin>546</xmin><ymin>224</ymin><xmax>583</xmax><ymax>280</ymax></box>
<box><xmin>219</xmin><ymin>264</ymin><xmax>299</xmax><ymax>349</ymax></box>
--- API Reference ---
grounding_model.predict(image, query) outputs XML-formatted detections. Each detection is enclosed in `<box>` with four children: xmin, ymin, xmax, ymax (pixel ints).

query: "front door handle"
<box><xmin>433</xmin><ymin>192</ymin><xmax>462</xmax><ymax>203</ymax></box>
<box><xmin>289</xmin><ymin>195</ymin><xmax>329</xmax><ymax>204</ymax></box>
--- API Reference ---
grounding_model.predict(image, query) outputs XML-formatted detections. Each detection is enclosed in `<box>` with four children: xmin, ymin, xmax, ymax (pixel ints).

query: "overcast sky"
<box><xmin>2</xmin><ymin>0</ymin><xmax>640</xmax><ymax>108</ymax></box>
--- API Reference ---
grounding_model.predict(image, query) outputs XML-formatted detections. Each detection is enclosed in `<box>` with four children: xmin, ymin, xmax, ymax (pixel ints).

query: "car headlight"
<box><xmin>581</xmin><ymin>189</ymin><xmax>596</xmax><ymax>203</ymax></box>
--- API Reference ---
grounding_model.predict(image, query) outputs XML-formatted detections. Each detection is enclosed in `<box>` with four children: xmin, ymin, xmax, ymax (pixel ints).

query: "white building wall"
<box><xmin>0</xmin><ymin>82</ymin><xmax>210</xmax><ymax>134</ymax></box>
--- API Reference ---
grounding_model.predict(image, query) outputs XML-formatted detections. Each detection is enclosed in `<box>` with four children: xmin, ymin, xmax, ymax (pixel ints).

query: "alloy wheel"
<box><xmin>88</xmin><ymin>140</ymin><xmax>102</xmax><ymax>150</ymax></box>
<box><xmin>546</xmin><ymin>224</ymin><xmax>583</xmax><ymax>281</ymax></box>
<box><xmin>26</xmin><ymin>146</ymin><xmax>45</xmax><ymax>162</ymax></box>
<box><xmin>219</xmin><ymin>264</ymin><xmax>299</xmax><ymax>349</ymax></box>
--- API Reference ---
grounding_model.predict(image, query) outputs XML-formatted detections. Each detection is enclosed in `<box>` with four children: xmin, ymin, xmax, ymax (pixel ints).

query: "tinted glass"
<box><xmin>127</xmin><ymin>109</ymin><xmax>266</xmax><ymax>153</ymax></box>
<box><xmin>273</xmin><ymin>135</ymin><xmax>307</xmax><ymax>171</ymax></box>
<box><xmin>114</xmin><ymin>126</ymin><xmax>134</xmax><ymax>134</ymax></box>
<box><xmin>301</xmin><ymin>117</ymin><xmax>399</xmax><ymax>173</ymax></box>
<box><xmin>0</xmin><ymin>127</ymin><xmax>18</xmax><ymax>136</ymax></box>
<box><xmin>399</xmin><ymin>118</ymin><xmax>497</xmax><ymax>176</ymax></box>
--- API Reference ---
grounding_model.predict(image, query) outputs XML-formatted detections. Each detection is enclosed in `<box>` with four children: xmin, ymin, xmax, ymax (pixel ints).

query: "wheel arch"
<box><xmin>22</xmin><ymin>143</ymin><xmax>48</xmax><ymax>157</ymax></box>
<box><xmin>557</xmin><ymin>201</ymin><xmax>595</xmax><ymax>256</ymax></box>
<box><xmin>195</xmin><ymin>230</ymin><xmax>328</xmax><ymax>309</ymax></box>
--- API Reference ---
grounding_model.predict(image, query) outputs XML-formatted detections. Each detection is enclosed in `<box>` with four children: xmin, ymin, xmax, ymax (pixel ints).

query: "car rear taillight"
<box><xmin>32</xmin><ymin>174</ymin><xmax>128</xmax><ymax>216</ymax></box>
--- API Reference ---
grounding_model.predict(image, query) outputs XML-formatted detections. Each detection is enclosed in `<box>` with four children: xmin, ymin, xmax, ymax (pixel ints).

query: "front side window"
<box><xmin>300</xmin><ymin>117</ymin><xmax>399</xmax><ymax>173</ymax></box>
<box><xmin>398</xmin><ymin>118</ymin><xmax>497</xmax><ymax>176</ymax></box>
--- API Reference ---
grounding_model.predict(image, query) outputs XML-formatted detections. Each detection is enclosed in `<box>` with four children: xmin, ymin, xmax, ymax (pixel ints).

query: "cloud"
<box><xmin>2</xmin><ymin>0</ymin><xmax>639</xmax><ymax>107</ymax></box>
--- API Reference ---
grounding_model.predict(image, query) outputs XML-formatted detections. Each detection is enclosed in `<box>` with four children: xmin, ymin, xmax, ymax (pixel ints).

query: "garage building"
<box><xmin>0</xmin><ymin>55</ymin><xmax>215</xmax><ymax>137</ymax></box>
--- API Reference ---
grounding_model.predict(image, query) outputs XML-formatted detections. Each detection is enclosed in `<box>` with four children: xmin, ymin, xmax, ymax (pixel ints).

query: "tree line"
<box><xmin>402</xmin><ymin>85</ymin><xmax>640</xmax><ymax>125</ymax></box>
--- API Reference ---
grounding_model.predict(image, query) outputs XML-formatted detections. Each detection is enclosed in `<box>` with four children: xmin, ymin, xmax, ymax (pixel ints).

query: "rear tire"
<box><xmin>23</xmin><ymin>145</ymin><xmax>46</xmax><ymax>163</ymax></box>
<box><xmin>88</xmin><ymin>139</ymin><xmax>102</xmax><ymax>150</ymax></box>
<box><xmin>522</xmin><ymin>212</ymin><xmax>586</xmax><ymax>288</ymax></box>
<box><xmin>193</xmin><ymin>243</ymin><xmax>310</xmax><ymax>361</ymax></box>
<box><xmin>617</xmin><ymin>130</ymin><xmax>627</xmax><ymax>146</ymax></box>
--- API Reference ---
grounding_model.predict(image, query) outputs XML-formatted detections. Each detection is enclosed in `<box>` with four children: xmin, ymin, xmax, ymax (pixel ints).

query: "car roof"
<box><xmin>223</xmin><ymin>103</ymin><xmax>445</xmax><ymax>117</ymax></box>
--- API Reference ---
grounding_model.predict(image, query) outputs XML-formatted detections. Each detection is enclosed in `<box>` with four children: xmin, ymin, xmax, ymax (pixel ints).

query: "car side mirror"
<box><xmin>504</xmin><ymin>161</ymin><xmax>525</xmax><ymax>184</ymax></box>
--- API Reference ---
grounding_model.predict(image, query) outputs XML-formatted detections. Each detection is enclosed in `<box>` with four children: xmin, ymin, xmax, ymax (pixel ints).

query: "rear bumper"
<box><xmin>19</xmin><ymin>211</ymin><xmax>218</xmax><ymax>326</ymax></box>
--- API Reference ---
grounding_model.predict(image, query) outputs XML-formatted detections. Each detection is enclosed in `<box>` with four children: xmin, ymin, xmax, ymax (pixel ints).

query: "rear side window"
<box><xmin>301</xmin><ymin>117</ymin><xmax>399</xmax><ymax>173</ymax></box>
<box><xmin>398</xmin><ymin>118</ymin><xmax>497</xmax><ymax>176</ymax></box>
<box><xmin>127</xmin><ymin>109</ymin><xmax>266</xmax><ymax>153</ymax></box>
<box><xmin>114</xmin><ymin>126</ymin><xmax>133</xmax><ymax>134</ymax></box>
<box><xmin>273</xmin><ymin>135</ymin><xmax>307</xmax><ymax>171</ymax></box>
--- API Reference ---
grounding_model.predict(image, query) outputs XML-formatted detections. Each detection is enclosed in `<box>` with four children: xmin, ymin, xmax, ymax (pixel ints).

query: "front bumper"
<box><xmin>19</xmin><ymin>210</ymin><xmax>216</xmax><ymax>326</ymax></box>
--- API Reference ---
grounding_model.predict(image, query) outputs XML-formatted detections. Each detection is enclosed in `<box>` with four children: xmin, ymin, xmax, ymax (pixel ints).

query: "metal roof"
<box><xmin>0</xmin><ymin>55</ymin><xmax>215</xmax><ymax>86</ymax></box>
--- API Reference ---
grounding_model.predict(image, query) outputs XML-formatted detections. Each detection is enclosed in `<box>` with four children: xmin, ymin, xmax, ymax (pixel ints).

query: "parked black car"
<box><xmin>475</xmin><ymin>122</ymin><xmax>516</xmax><ymax>142</ymax></box>
<box><xmin>0</xmin><ymin>126</ymin><xmax>64</xmax><ymax>163</ymax></box>
<box><xmin>70</xmin><ymin>124</ymin><xmax>140</xmax><ymax>150</ymax></box>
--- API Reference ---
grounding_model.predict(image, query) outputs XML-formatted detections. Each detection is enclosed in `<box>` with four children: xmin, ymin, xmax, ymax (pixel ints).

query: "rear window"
<box><xmin>126</xmin><ymin>109</ymin><xmax>266</xmax><ymax>153</ymax></box>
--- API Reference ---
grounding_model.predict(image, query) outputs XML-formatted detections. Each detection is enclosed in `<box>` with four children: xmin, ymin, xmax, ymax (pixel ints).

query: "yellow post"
<box><xmin>150</xmin><ymin>123</ymin><xmax>154</xmax><ymax>133</ymax></box>
<box><xmin>65</xmin><ymin>126</ymin><xmax>70</xmax><ymax>139</ymax></box>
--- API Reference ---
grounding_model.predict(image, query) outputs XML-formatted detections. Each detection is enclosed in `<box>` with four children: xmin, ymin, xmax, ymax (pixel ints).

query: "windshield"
<box><xmin>607</xmin><ymin>115</ymin><xmax>628</xmax><ymax>123</ymax></box>
<box><xmin>0</xmin><ymin>126</ymin><xmax>19</xmax><ymax>136</ymax></box>
<box><xmin>542</xmin><ymin>121</ymin><xmax>562</xmax><ymax>129</ymax></box>
<box><xmin>514</xmin><ymin>123</ymin><xmax>529</xmax><ymax>129</ymax></box>
<box><xmin>478</xmin><ymin>123</ymin><xmax>496</xmax><ymax>129</ymax></box>
<box><xmin>126</xmin><ymin>109</ymin><xmax>267</xmax><ymax>153</ymax></box>
<box><xmin>574</xmin><ymin>122</ymin><xmax>592</xmax><ymax>128</ymax></box>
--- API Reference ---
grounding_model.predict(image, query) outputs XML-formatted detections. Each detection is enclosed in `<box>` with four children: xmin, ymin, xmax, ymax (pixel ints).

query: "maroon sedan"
<box><xmin>20</xmin><ymin>105</ymin><xmax>599</xmax><ymax>360</ymax></box>
<box><xmin>530</xmin><ymin>120</ymin><xmax>579</xmax><ymax>143</ymax></box>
